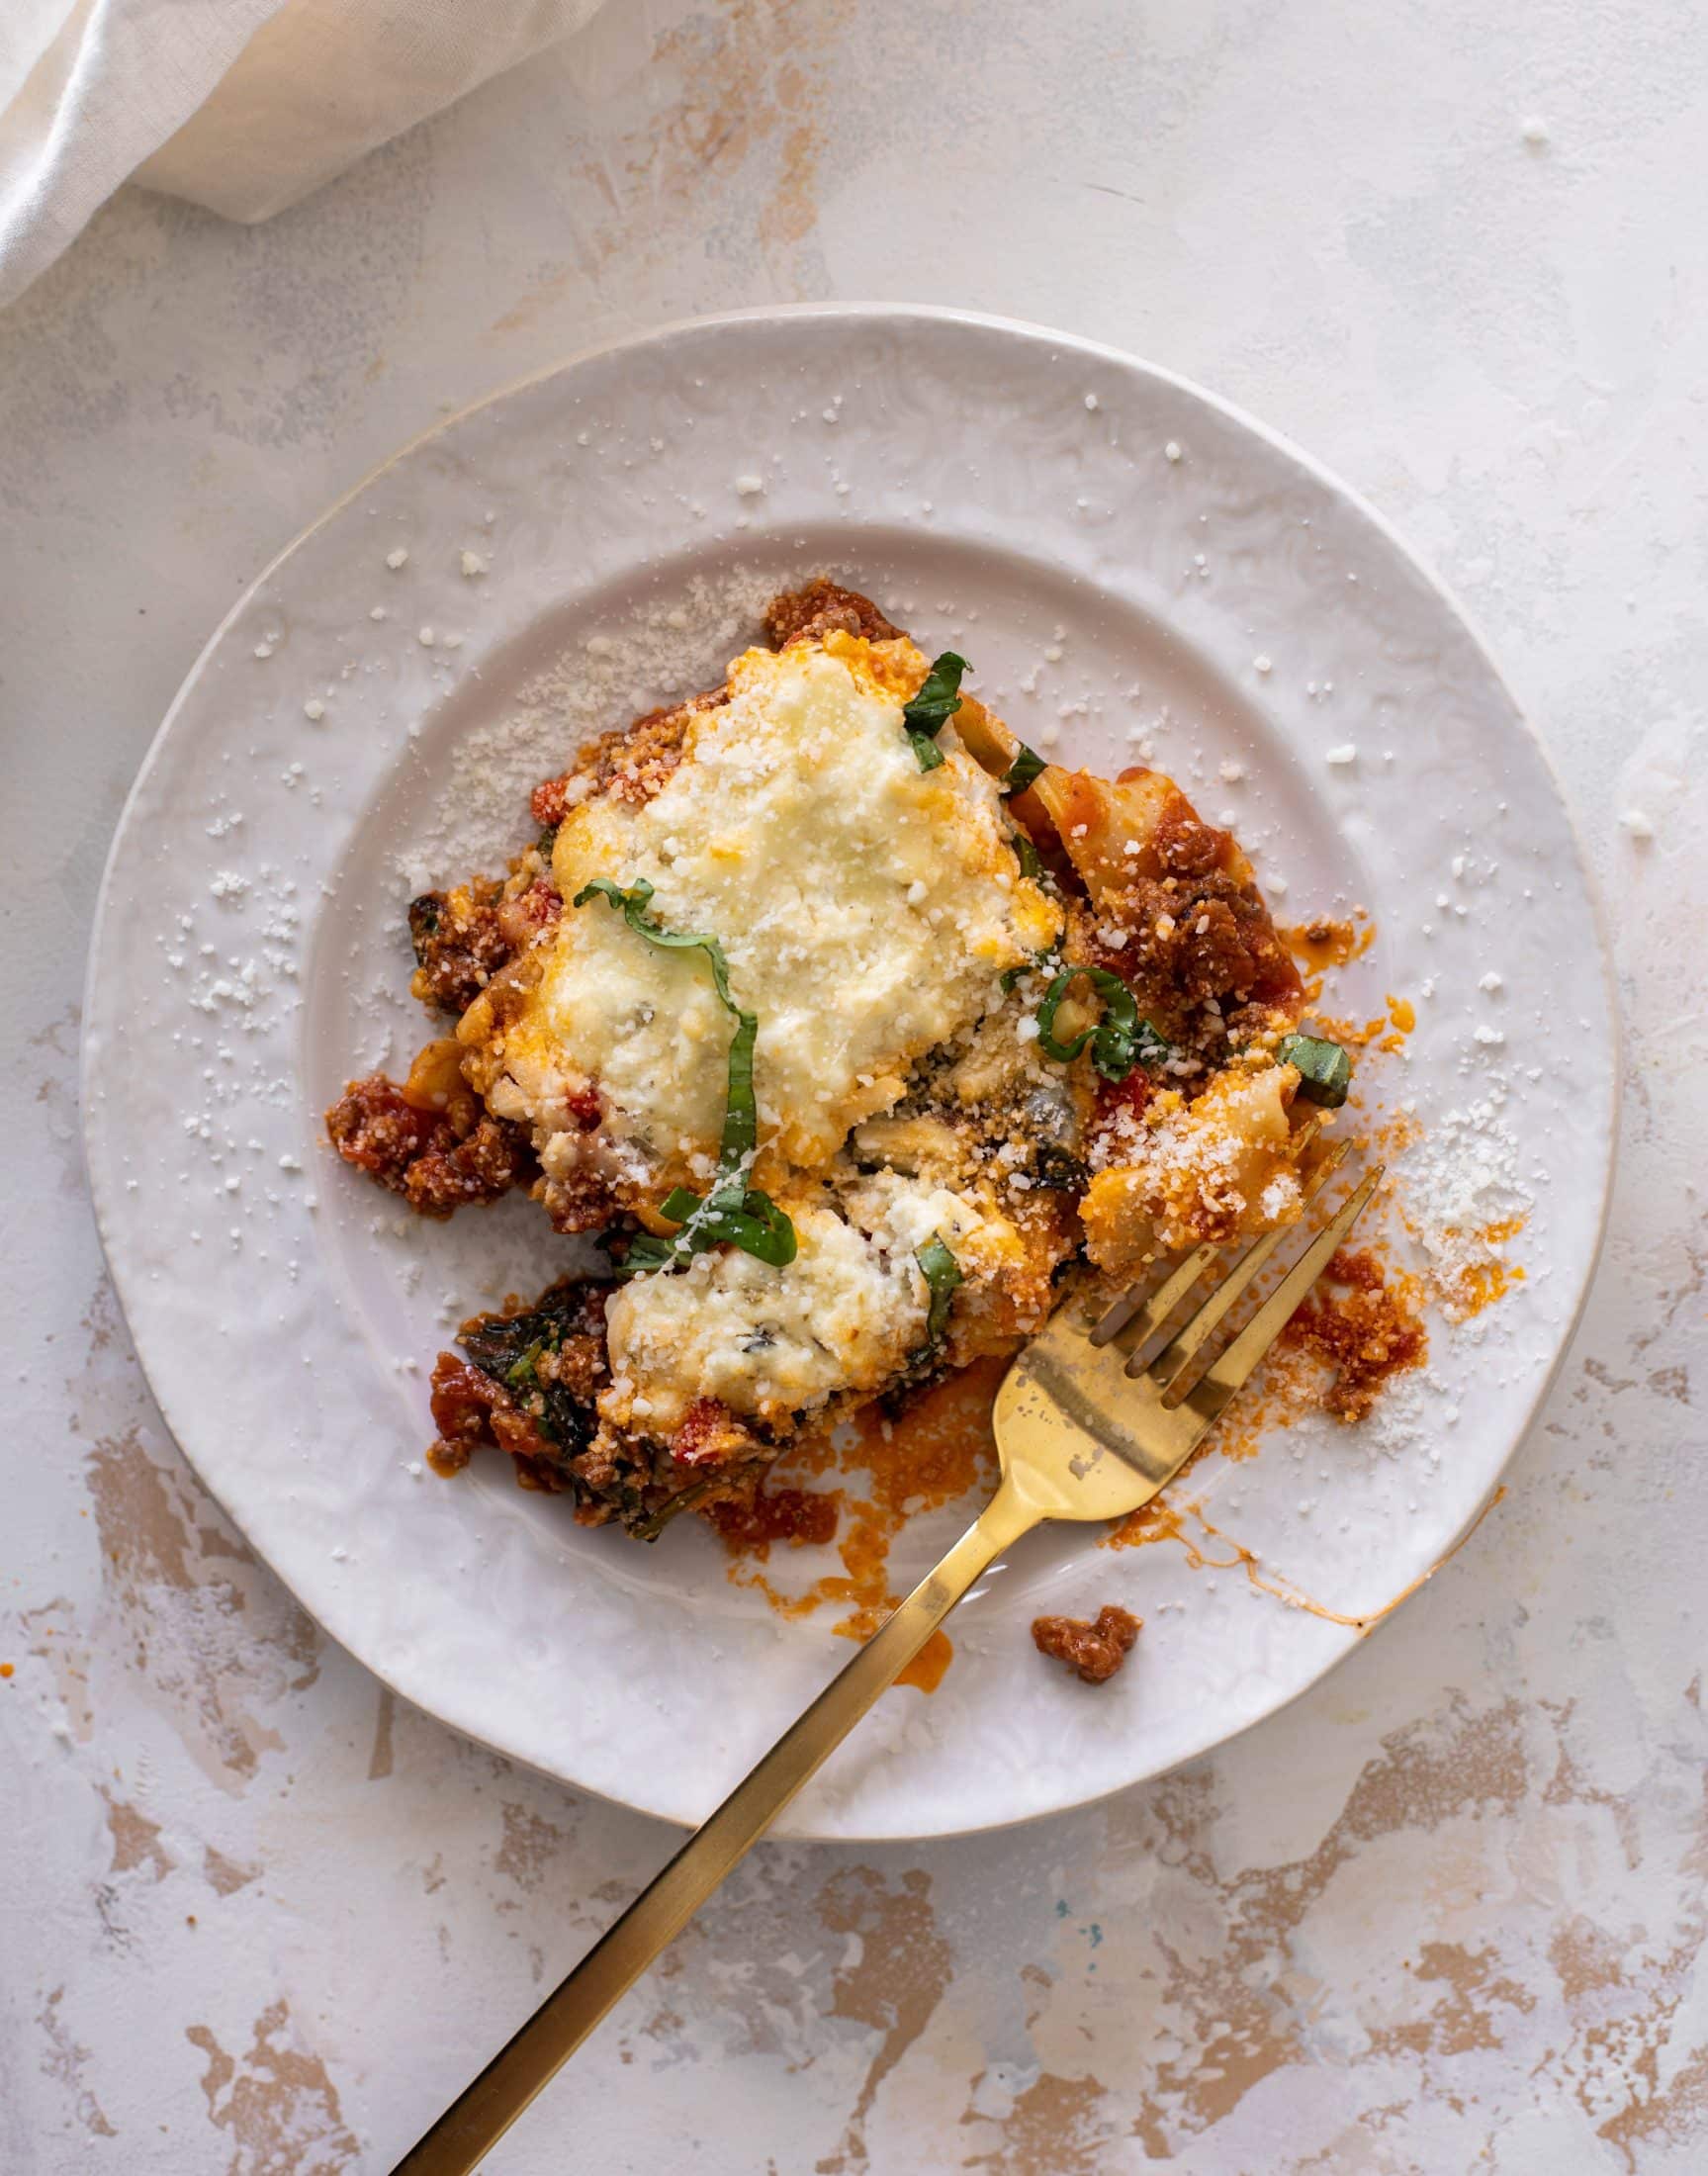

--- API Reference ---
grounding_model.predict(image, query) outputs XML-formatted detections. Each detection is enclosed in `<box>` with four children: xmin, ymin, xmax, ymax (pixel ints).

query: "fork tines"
<box><xmin>1091</xmin><ymin>1143</ymin><xmax>1384</xmax><ymax>1419</ymax></box>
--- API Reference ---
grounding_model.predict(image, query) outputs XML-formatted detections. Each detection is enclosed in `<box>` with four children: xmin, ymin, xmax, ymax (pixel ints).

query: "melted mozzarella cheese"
<box><xmin>488</xmin><ymin>639</ymin><xmax>1060</xmax><ymax>1192</ymax></box>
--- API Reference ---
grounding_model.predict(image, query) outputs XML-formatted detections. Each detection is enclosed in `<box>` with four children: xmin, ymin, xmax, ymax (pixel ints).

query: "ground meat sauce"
<box><xmin>407</xmin><ymin>880</ymin><xmax>514</xmax><ymax>1014</ymax></box>
<box><xmin>1152</xmin><ymin>802</ymin><xmax>1230</xmax><ymax>879</ymax></box>
<box><xmin>326</xmin><ymin>1075</ymin><xmax>532</xmax><ymax>1217</ymax></box>
<box><xmin>1284</xmin><ymin>1247</ymin><xmax>1427</xmax><ymax>1420</ymax></box>
<box><xmin>1093</xmin><ymin>870</ymin><xmax>1302</xmax><ymax>1049</ymax></box>
<box><xmin>1022</xmin><ymin>771</ymin><xmax>1299</xmax><ymax>1066</ymax></box>
<box><xmin>764</xmin><ymin>576</ymin><xmax>901</xmax><ymax>649</ymax></box>
<box><xmin>705</xmin><ymin>1487</ymin><xmax>839</xmax><ymax>1549</ymax></box>
<box><xmin>670</xmin><ymin>1396</ymin><xmax>754</xmax><ymax>1469</ymax></box>
<box><xmin>1032</xmin><ymin>1604</ymin><xmax>1142</xmax><ymax>1683</ymax></box>
<box><xmin>1090</xmin><ymin>1065</ymin><xmax>1154</xmax><ymax>1146</ymax></box>
<box><xmin>426</xmin><ymin>1355</ymin><xmax>509</xmax><ymax>1474</ymax></box>
<box><xmin>429</xmin><ymin>1282</ymin><xmax>610</xmax><ymax>1493</ymax></box>
<box><xmin>530</xmin><ymin>695</ymin><xmax>701</xmax><ymax>821</ymax></box>
<box><xmin>494</xmin><ymin>875</ymin><xmax>563</xmax><ymax>950</ymax></box>
<box><xmin>324</xmin><ymin>1074</ymin><xmax>440</xmax><ymax>1183</ymax></box>
<box><xmin>405</xmin><ymin>1115</ymin><xmax>533</xmax><ymax>1216</ymax></box>
<box><xmin>535</xmin><ymin>1167</ymin><xmax>618</xmax><ymax>1235</ymax></box>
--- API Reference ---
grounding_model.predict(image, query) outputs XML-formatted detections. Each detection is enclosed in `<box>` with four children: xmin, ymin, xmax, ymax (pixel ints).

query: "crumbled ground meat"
<box><xmin>1152</xmin><ymin>802</ymin><xmax>1230</xmax><ymax>879</ymax></box>
<box><xmin>531</xmin><ymin>697</ymin><xmax>700</xmax><ymax>820</ymax></box>
<box><xmin>326</xmin><ymin>1074</ymin><xmax>532</xmax><ymax>1218</ymax></box>
<box><xmin>764</xmin><ymin>577</ymin><xmax>901</xmax><ymax>649</ymax></box>
<box><xmin>559</xmin><ymin>1421</ymin><xmax>755</xmax><ymax>1536</ymax></box>
<box><xmin>536</xmin><ymin>1326</ymin><xmax>608</xmax><ymax>1406</ymax></box>
<box><xmin>529</xmin><ymin>775</ymin><xmax>571</xmax><ymax>830</ymax></box>
<box><xmin>536</xmin><ymin>1166</ymin><xmax>618</xmax><ymax>1234</ymax></box>
<box><xmin>1284</xmin><ymin>1248</ymin><xmax>1427</xmax><ymax>1420</ymax></box>
<box><xmin>407</xmin><ymin>880</ymin><xmax>513</xmax><ymax>1014</ymax></box>
<box><xmin>429</xmin><ymin>1284</ymin><xmax>609</xmax><ymax>1496</ymax></box>
<box><xmin>1089</xmin><ymin>869</ymin><xmax>1302</xmax><ymax>1054</ymax></box>
<box><xmin>426</xmin><ymin>1353</ymin><xmax>566</xmax><ymax>1492</ymax></box>
<box><xmin>494</xmin><ymin>876</ymin><xmax>562</xmax><ymax>952</ymax></box>
<box><xmin>427</xmin><ymin>1355</ymin><xmax>508</xmax><ymax>1474</ymax></box>
<box><xmin>1032</xmin><ymin>1605</ymin><xmax>1142</xmax><ymax>1683</ymax></box>
<box><xmin>1088</xmin><ymin>1067</ymin><xmax>1155</xmax><ymax>1165</ymax></box>
<box><xmin>404</xmin><ymin>1114</ymin><xmax>533</xmax><ymax>1217</ymax></box>
<box><xmin>325</xmin><ymin>1073</ymin><xmax>439</xmax><ymax>1184</ymax></box>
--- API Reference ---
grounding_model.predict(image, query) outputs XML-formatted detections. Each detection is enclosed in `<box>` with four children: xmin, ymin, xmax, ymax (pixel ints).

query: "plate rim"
<box><xmin>80</xmin><ymin>302</ymin><xmax>1622</xmax><ymax>1840</ymax></box>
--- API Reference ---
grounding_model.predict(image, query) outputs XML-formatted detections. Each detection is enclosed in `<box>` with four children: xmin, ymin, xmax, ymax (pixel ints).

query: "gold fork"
<box><xmin>393</xmin><ymin>1149</ymin><xmax>1382</xmax><ymax>2175</ymax></box>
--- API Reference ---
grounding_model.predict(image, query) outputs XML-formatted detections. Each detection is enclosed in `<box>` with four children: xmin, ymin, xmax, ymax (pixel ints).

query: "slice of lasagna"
<box><xmin>328</xmin><ymin>580</ymin><xmax>1340</xmax><ymax>1538</ymax></box>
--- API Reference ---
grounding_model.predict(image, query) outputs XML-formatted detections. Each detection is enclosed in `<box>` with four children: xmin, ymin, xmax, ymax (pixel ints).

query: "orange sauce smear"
<box><xmin>1108</xmin><ymin>1487</ymin><xmax>1506</xmax><ymax>1634</ymax></box>
<box><xmin>718</xmin><ymin>1357</ymin><xmax>1006</xmax><ymax>1692</ymax></box>
<box><xmin>1281</xmin><ymin>912</ymin><xmax>1376</xmax><ymax>989</ymax></box>
<box><xmin>1310</xmin><ymin>992</ymin><xmax>1416</xmax><ymax>1053</ymax></box>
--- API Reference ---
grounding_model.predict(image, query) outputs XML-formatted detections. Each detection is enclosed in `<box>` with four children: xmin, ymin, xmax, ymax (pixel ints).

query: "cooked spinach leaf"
<box><xmin>458</xmin><ymin>1284</ymin><xmax>603</xmax><ymax>1454</ymax></box>
<box><xmin>406</xmin><ymin>892</ymin><xmax>443</xmax><ymax>963</ymax></box>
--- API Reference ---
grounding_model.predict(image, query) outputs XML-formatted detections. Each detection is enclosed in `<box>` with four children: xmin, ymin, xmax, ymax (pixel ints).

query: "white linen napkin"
<box><xmin>0</xmin><ymin>0</ymin><xmax>604</xmax><ymax>311</ymax></box>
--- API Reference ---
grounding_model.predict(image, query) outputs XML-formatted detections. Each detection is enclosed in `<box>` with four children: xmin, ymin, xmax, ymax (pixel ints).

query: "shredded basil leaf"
<box><xmin>1002</xmin><ymin>745</ymin><xmax>1047</xmax><ymax>795</ymax></box>
<box><xmin>1011</xmin><ymin>830</ymin><xmax>1041</xmax><ymax>880</ymax></box>
<box><xmin>636</xmin><ymin>1182</ymin><xmax>798</xmax><ymax>1273</ymax></box>
<box><xmin>573</xmin><ymin>877</ymin><xmax>738</xmax><ymax>1011</ymax></box>
<box><xmin>1277</xmin><ymin>1031</ymin><xmax>1352</xmax><ymax>1109</ymax></box>
<box><xmin>901</xmin><ymin>652</ymin><xmax>967</xmax><ymax>771</ymax></box>
<box><xmin>1034</xmin><ymin>965</ymin><xmax>1172</xmax><ymax>1083</ymax></box>
<box><xmin>575</xmin><ymin>878</ymin><xmax>797</xmax><ymax>1271</ymax></box>
<box><xmin>914</xmin><ymin>1235</ymin><xmax>963</xmax><ymax>1352</ymax></box>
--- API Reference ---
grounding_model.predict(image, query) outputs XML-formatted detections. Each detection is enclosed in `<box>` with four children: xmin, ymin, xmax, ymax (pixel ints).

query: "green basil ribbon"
<box><xmin>575</xmin><ymin>878</ymin><xmax>798</xmax><ymax>1272</ymax></box>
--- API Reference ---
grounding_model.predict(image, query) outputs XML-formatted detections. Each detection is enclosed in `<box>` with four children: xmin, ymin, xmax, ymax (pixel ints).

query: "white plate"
<box><xmin>83</xmin><ymin>308</ymin><xmax>1616</xmax><ymax>1841</ymax></box>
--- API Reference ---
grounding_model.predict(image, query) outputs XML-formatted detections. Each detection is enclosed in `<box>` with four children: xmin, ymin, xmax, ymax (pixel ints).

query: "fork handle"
<box><xmin>392</xmin><ymin>1478</ymin><xmax>1041</xmax><ymax>2175</ymax></box>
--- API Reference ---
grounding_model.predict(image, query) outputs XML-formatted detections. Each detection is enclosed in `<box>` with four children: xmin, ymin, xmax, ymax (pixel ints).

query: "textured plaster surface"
<box><xmin>2</xmin><ymin>2</ymin><xmax>1705</xmax><ymax>2170</ymax></box>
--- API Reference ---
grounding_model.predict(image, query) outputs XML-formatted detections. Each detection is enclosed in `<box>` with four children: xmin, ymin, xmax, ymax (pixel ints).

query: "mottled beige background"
<box><xmin>3</xmin><ymin>2</ymin><xmax>1705</xmax><ymax>2170</ymax></box>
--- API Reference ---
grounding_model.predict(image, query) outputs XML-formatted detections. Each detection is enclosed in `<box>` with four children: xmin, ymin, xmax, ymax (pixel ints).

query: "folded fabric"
<box><xmin>0</xmin><ymin>0</ymin><xmax>604</xmax><ymax>311</ymax></box>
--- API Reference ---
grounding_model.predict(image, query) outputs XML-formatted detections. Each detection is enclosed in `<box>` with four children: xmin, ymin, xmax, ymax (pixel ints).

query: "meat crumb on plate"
<box><xmin>1032</xmin><ymin>1604</ymin><xmax>1141</xmax><ymax>1683</ymax></box>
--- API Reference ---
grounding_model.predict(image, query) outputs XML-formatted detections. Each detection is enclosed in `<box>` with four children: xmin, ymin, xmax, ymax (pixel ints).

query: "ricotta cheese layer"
<box><xmin>602</xmin><ymin>1175</ymin><xmax>1009</xmax><ymax>1433</ymax></box>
